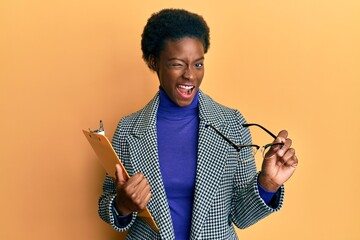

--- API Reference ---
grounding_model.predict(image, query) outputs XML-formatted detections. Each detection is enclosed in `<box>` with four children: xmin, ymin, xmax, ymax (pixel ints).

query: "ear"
<box><xmin>148</xmin><ymin>55</ymin><xmax>158</xmax><ymax>72</ymax></box>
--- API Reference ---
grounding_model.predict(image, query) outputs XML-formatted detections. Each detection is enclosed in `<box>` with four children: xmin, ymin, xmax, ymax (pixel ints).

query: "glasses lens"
<box><xmin>251</xmin><ymin>146</ymin><xmax>258</xmax><ymax>156</ymax></box>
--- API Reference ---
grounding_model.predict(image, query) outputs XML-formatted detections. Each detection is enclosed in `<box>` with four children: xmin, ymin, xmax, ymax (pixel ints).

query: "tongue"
<box><xmin>178</xmin><ymin>87</ymin><xmax>191</xmax><ymax>95</ymax></box>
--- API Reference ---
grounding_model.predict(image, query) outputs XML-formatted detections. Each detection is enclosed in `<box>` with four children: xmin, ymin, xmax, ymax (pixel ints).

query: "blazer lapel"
<box><xmin>126</xmin><ymin>93</ymin><xmax>175</xmax><ymax>239</ymax></box>
<box><xmin>190</xmin><ymin>91</ymin><xmax>231</xmax><ymax>239</ymax></box>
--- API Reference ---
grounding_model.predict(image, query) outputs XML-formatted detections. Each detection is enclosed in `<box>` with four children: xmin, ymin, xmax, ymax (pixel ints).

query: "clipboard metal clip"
<box><xmin>89</xmin><ymin>120</ymin><xmax>105</xmax><ymax>135</ymax></box>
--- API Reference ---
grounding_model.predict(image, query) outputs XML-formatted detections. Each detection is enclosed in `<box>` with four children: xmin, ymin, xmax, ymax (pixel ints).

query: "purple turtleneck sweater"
<box><xmin>157</xmin><ymin>88</ymin><xmax>199</xmax><ymax>239</ymax></box>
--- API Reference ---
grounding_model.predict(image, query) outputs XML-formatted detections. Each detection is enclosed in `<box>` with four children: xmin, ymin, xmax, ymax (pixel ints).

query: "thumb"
<box><xmin>266</xmin><ymin>130</ymin><xmax>288</xmax><ymax>158</ymax></box>
<box><xmin>264</xmin><ymin>139</ymin><xmax>284</xmax><ymax>159</ymax></box>
<box><xmin>115</xmin><ymin>164</ymin><xmax>127</xmax><ymax>185</ymax></box>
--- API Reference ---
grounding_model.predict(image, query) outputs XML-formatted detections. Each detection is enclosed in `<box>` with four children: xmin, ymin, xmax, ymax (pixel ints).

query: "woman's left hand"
<box><xmin>258</xmin><ymin>130</ymin><xmax>298</xmax><ymax>192</ymax></box>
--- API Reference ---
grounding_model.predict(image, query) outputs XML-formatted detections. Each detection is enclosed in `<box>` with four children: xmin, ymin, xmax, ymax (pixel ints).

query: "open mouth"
<box><xmin>177</xmin><ymin>84</ymin><xmax>195</xmax><ymax>96</ymax></box>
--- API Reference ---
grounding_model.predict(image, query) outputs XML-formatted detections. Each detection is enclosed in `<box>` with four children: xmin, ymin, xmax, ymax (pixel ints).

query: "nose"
<box><xmin>183</xmin><ymin>66</ymin><xmax>195</xmax><ymax>81</ymax></box>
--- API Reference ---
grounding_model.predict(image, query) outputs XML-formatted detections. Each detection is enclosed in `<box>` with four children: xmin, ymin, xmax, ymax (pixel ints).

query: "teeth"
<box><xmin>178</xmin><ymin>85</ymin><xmax>194</xmax><ymax>90</ymax></box>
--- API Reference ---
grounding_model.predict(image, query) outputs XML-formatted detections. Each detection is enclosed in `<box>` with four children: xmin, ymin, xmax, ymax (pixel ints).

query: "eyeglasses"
<box><xmin>206</xmin><ymin>123</ymin><xmax>284</xmax><ymax>162</ymax></box>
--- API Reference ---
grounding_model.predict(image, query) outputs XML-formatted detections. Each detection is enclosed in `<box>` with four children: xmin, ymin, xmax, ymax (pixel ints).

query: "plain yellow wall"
<box><xmin>1</xmin><ymin>0</ymin><xmax>359</xmax><ymax>239</ymax></box>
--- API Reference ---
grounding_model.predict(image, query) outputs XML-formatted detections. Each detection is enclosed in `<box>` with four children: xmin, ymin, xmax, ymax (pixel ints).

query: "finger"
<box><xmin>140</xmin><ymin>191</ymin><xmax>152</xmax><ymax>210</ymax></box>
<box><xmin>287</xmin><ymin>155</ymin><xmax>299</xmax><ymax>168</ymax></box>
<box><xmin>283</xmin><ymin>147</ymin><xmax>295</xmax><ymax>159</ymax></box>
<box><xmin>130</xmin><ymin>176</ymin><xmax>151</xmax><ymax>198</ymax></box>
<box><xmin>139</xmin><ymin>182</ymin><xmax>151</xmax><ymax>199</ymax></box>
<box><xmin>144</xmin><ymin>191</ymin><xmax>152</xmax><ymax>204</ymax></box>
<box><xmin>265</xmin><ymin>130</ymin><xmax>289</xmax><ymax>158</ymax></box>
<box><xmin>115</xmin><ymin>164</ymin><xmax>127</xmax><ymax>185</ymax></box>
<box><xmin>136</xmin><ymin>176</ymin><xmax>150</xmax><ymax>193</ymax></box>
<box><xmin>131</xmin><ymin>183</ymin><xmax>151</xmax><ymax>202</ymax></box>
<box><xmin>128</xmin><ymin>183</ymin><xmax>151</xmax><ymax>209</ymax></box>
<box><xmin>282</xmin><ymin>149</ymin><xmax>298</xmax><ymax>167</ymax></box>
<box><xmin>127</xmin><ymin>176</ymin><xmax>150</xmax><ymax>198</ymax></box>
<box><xmin>264</xmin><ymin>140</ymin><xmax>289</xmax><ymax>159</ymax></box>
<box><xmin>126</xmin><ymin>173</ymin><xmax>148</xmax><ymax>189</ymax></box>
<box><xmin>277</xmin><ymin>138</ymin><xmax>292</xmax><ymax>157</ymax></box>
<box><xmin>277</xmin><ymin>130</ymin><xmax>288</xmax><ymax>140</ymax></box>
<box><xmin>131</xmin><ymin>190</ymin><xmax>152</xmax><ymax>212</ymax></box>
<box><xmin>120</xmin><ymin>173</ymin><xmax>147</xmax><ymax>198</ymax></box>
<box><xmin>138</xmin><ymin>186</ymin><xmax>152</xmax><ymax>211</ymax></box>
<box><xmin>265</xmin><ymin>142</ymin><xmax>283</xmax><ymax>157</ymax></box>
<box><xmin>279</xmin><ymin>148</ymin><xmax>296</xmax><ymax>166</ymax></box>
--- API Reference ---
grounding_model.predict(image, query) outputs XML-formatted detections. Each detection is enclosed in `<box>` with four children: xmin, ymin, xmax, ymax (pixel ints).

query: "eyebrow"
<box><xmin>167</xmin><ymin>57</ymin><xmax>205</xmax><ymax>63</ymax></box>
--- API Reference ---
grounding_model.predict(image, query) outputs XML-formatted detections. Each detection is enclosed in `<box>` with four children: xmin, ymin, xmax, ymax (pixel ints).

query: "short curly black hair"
<box><xmin>141</xmin><ymin>9</ymin><xmax>210</xmax><ymax>70</ymax></box>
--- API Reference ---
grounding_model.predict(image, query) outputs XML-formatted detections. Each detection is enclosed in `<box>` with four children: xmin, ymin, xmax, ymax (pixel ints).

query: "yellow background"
<box><xmin>1</xmin><ymin>0</ymin><xmax>359</xmax><ymax>239</ymax></box>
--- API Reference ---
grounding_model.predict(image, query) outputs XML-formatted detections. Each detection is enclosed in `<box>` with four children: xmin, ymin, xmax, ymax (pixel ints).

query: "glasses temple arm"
<box><xmin>206</xmin><ymin>124</ymin><xmax>241</xmax><ymax>151</ymax></box>
<box><xmin>242</xmin><ymin>123</ymin><xmax>277</xmax><ymax>139</ymax></box>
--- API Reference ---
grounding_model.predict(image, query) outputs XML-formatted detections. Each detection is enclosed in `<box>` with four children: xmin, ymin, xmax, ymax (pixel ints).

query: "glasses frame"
<box><xmin>206</xmin><ymin>123</ymin><xmax>284</xmax><ymax>159</ymax></box>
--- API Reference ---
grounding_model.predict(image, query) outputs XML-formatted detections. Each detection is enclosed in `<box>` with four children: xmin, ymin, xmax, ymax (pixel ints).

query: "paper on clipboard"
<box><xmin>83</xmin><ymin>121</ymin><xmax>159</xmax><ymax>232</ymax></box>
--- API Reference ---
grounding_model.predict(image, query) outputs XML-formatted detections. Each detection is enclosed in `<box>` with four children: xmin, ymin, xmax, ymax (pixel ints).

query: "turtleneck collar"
<box><xmin>157</xmin><ymin>87</ymin><xmax>199</xmax><ymax>119</ymax></box>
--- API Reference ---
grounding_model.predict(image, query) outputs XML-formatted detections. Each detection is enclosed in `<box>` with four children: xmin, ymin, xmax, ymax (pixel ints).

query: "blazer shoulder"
<box><xmin>199</xmin><ymin>91</ymin><xmax>247</xmax><ymax>125</ymax></box>
<box><xmin>115</xmin><ymin>92</ymin><xmax>160</xmax><ymax>136</ymax></box>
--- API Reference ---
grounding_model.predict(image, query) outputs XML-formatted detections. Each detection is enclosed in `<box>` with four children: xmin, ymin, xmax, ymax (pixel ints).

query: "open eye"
<box><xmin>195</xmin><ymin>62</ymin><xmax>204</xmax><ymax>68</ymax></box>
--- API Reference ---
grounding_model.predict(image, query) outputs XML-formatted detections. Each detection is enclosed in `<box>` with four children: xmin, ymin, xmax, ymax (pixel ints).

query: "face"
<box><xmin>154</xmin><ymin>37</ymin><xmax>205</xmax><ymax>107</ymax></box>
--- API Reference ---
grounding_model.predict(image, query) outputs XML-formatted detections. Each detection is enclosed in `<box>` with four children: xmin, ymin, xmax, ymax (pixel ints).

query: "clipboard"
<box><xmin>83</xmin><ymin>121</ymin><xmax>159</xmax><ymax>233</ymax></box>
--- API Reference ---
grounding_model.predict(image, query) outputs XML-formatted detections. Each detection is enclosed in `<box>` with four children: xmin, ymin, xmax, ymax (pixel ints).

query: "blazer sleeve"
<box><xmin>230</xmin><ymin>110</ymin><xmax>285</xmax><ymax>229</ymax></box>
<box><xmin>97</xmin><ymin>119</ymin><xmax>138</xmax><ymax>232</ymax></box>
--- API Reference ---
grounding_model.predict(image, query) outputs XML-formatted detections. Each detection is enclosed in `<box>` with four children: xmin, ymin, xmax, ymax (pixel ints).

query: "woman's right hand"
<box><xmin>113</xmin><ymin>164</ymin><xmax>152</xmax><ymax>216</ymax></box>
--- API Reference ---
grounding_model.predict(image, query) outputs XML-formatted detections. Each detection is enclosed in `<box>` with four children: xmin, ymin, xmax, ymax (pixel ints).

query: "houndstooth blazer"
<box><xmin>98</xmin><ymin>90</ymin><xmax>284</xmax><ymax>239</ymax></box>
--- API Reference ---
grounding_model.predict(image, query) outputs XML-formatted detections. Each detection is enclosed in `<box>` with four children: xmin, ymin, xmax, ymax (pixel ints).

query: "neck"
<box><xmin>157</xmin><ymin>87</ymin><xmax>199</xmax><ymax>119</ymax></box>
